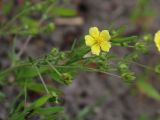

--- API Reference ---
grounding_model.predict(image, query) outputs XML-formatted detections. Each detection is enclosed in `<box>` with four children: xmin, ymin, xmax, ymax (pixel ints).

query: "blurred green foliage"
<box><xmin>0</xmin><ymin>0</ymin><xmax>160</xmax><ymax>120</ymax></box>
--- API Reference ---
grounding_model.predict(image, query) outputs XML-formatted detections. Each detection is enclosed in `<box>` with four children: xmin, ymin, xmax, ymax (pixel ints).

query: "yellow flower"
<box><xmin>85</xmin><ymin>27</ymin><xmax>111</xmax><ymax>55</ymax></box>
<box><xmin>154</xmin><ymin>31</ymin><xmax>160</xmax><ymax>52</ymax></box>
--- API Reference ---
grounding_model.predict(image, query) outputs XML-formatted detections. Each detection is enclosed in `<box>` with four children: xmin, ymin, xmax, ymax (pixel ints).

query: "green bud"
<box><xmin>60</xmin><ymin>52</ymin><xmax>66</xmax><ymax>59</ymax></box>
<box><xmin>135</xmin><ymin>42</ymin><xmax>147</xmax><ymax>53</ymax></box>
<box><xmin>44</xmin><ymin>23</ymin><xmax>55</xmax><ymax>33</ymax></box>
<box><xmin>100</xmin><ymin>53</ymin><xmax>107</xmax><ymax>60</ymax></box>
<box><xmin>143</xmin><ymin>34</ymin><xmax>152</xmax><ymax>42</ymax></box>
<box><xmin>118</xmin><ymin>63</ymin><xmax>128</xmax><ymax>73</ymax></box>
<box><xmin>122</xmin><ymin>72</ymin><xmax>136</xmax><ymax>81</ymax></box>
<box><xmin>98</xmin><ymin>62</ymin><xmax>109</xmax><ymax>71</ymax></box>
<box><xmin>51</xmin><ymin>48</ymin><xmax>59</xmax><ymax>55</ymax></box>
<box><xmin>131</xmin><ymin>53</ymin><xmax>139</xmax><ymax>61</ymax></box>
<box><xmin>49</xmin><ymin>92</ymin><xmax>59</xmax><ymax>104</ymax></box>
<box><xmin>121</xmin><ymin>43</ymin><xmax>128</xmax><ymax>46</ymax></box>
<box><xmin>51</xmin><ymin>91</ymin><xmax>58</xmax><ymax>97</ymax></box>
<box><xmin>61</xmin><ymin>73</ymin><xmax>72</xmax><ymax>85</ymax></box>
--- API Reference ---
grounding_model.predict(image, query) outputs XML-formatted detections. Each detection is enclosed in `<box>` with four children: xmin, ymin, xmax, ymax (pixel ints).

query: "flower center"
<box><xmin>96</xmin><ymin>38</ymin><xmax>103</xmax><ymax>45</ymax></box>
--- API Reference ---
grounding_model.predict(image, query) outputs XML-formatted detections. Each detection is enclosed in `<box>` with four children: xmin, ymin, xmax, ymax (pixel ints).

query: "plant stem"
<box><xmin>129</xmin><ymin>61</ymin><xmax>154</xmax><ymax>71</ymax></box>
<box><xmin>46</xmin><ymin>60</ymin><xmax>62</xmax><ymax>76</ymax></box>
<box><xmin>86</xmin><ymin>67</ymin><xmax>122</xmax><ymax>78</ymax></box>
<box><xmin>34</xmin><ymin>65</ymin><xmax>49</xmax><ymax>94</ymax></box>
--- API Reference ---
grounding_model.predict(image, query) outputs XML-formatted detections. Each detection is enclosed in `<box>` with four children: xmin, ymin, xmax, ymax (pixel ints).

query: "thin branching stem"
<box><xmin>34</xmin><ymin>65</ymin><xmax>49</xmax><ymax>94</ymax></box>
<box><xmin>129</xmin><ymin>61</ymin><xmax>155</xmax><ymax>71</ymax></box>
<box><xmin>46</xmin><ymin>60</ymin><xmax>62</xmax><ymax>76</ymax></box>
<box><xmin>86</xmin><ymin>67</ymin><xmax>122</xmax><ymax>78</ymax></box>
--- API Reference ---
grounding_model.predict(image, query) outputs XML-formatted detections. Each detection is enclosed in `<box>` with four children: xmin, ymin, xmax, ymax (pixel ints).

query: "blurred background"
<box><xmin>0</xmin><ymin>0</ymin><xmax>160</xmax><ymax>120</ymax></box>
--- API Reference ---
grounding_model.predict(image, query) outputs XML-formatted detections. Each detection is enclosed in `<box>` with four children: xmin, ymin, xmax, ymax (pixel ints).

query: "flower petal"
<box><xmin>154</xmin><ymin>31</ymin><xmax>160</xmax><ymax>52</ymax></box>
<box><xmin>85</xmin><ymin>35</ymin><xmax>96</xmax><ymax>46</ymax></box>
<box><xmin>89</xmin><ymin>27</ymin><xmax>100</xmax><ymax>39</ymax></box>
<box><xmin>100</xmin><ymin>41</ymin><xmax>111</xmax><ymax>52</ymax></box>
<box><xmin>91</xmin><ymin>44</ymin><xmax>100</xmax><ymax>55</ymax></box>
<box><xmin>100</xmin><ymin>30</ymin><xmax>111</xmax><ymax>41</ymax></box>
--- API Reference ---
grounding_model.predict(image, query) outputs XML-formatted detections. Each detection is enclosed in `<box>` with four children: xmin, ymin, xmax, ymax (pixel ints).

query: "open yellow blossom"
<box><xmin>154</xmin><ymin>31</ymin><xmax>160</xmax><ymax>52</ymax></box>
<box><xmin>85</xmin><ymin>27</ymin><xmax>111</xmax><ymax>55</ymax></box>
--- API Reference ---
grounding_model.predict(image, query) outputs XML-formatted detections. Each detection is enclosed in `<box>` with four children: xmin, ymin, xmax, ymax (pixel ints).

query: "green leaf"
<box><xmin>111</xmin><ymin>36</ymin><xmax>138</xmax><ymax>44</ymax></box>
<box><xmin>111</xmin><ymin>26</ymin><xmax>126</xmax><ymax>38</ymax></box>
<box><xmin>9</xmin><ymin>112</ymin><xmax>25</xmax><ymax>120</ymax></box>
<box><xmin>32</xmin><ymin>95</ymin><xmax>50</xmax><ymax>108</ymax></box>
<box><xmin>19</xmin><ymin>80</ymin><xmax>60</xmax><ymax>95</ymax></box>
<box><xmin>2</xmin><ymin>2</ymin><xmax>12</xmax><ymax>15</ymax></box>
<box><xmin>9</xmin><ymin>91</ymin><xmax>24</xmax><ymax>114</ymax></box>
<box><xmin>16</xmin><ymin>66</ymin><xmax>48</xmax><ymax>79</ymax></box>
<box><xmin>122</xmin><ymin>72</ymin><xmax>136</xmax><ymax>82</ymax></box>
<box><xmin>67</xmin><ymin>45</ymin><xmax>90</xmax><ymax>64</ymax></box>
<box><xmin>48</xmin><ymin>70</ymin><xmax>63</xmax><ymax>84</ymax></box>
<box><xmin>137</xmin><ymin>79</ymin><xmax>160</xmax><ymax>101</ymax></box>
<box><xmin>48</xmin><ymin>66</ymin><xmax>75</xmax><ymax>85</ymax></box>
<box><xmin>21</xmin><ymin>17</ymin><xmax>39</xmax><ymax>35</ymax></box>
<box><xmin>71</xmin><ymin>39</ymin><xmax>77</xmax><ymax>51</ymax></box>
<box><xmin>33</xmin><ymin>106</ymin><xmax>64</xmax><ymax>115</ymax></box>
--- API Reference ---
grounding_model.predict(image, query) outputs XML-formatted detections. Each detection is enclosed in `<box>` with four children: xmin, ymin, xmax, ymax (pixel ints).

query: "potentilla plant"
<box><xmin>0</xmin><ymin>1</ymin><xmax>160</xmax><ymax>120</ymax></box>
<box><xmin>0</xmin><ymin>25</ymin><xmax>160</xmax><ymax>119</ymax></box>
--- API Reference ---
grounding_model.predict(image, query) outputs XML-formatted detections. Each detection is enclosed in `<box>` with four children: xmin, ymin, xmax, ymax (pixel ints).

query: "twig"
<box><xmin>86</xmin><ymin>67</ymin><xmax>122</xmax><ymax>78</ymax></box>
<box><xmin>46</xmin><ymin>60</ymin><xmax>62</xmax><ymax>76</ymax></box>
<box><xmin>17</xmin><ymin>35</ymin><xmax>32</xmax><ymax>57</ymax></box>
<box><xmin>34</xmin><ymin>65</ymin><xmax>49</xmax><ymax>94</ymax></box>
